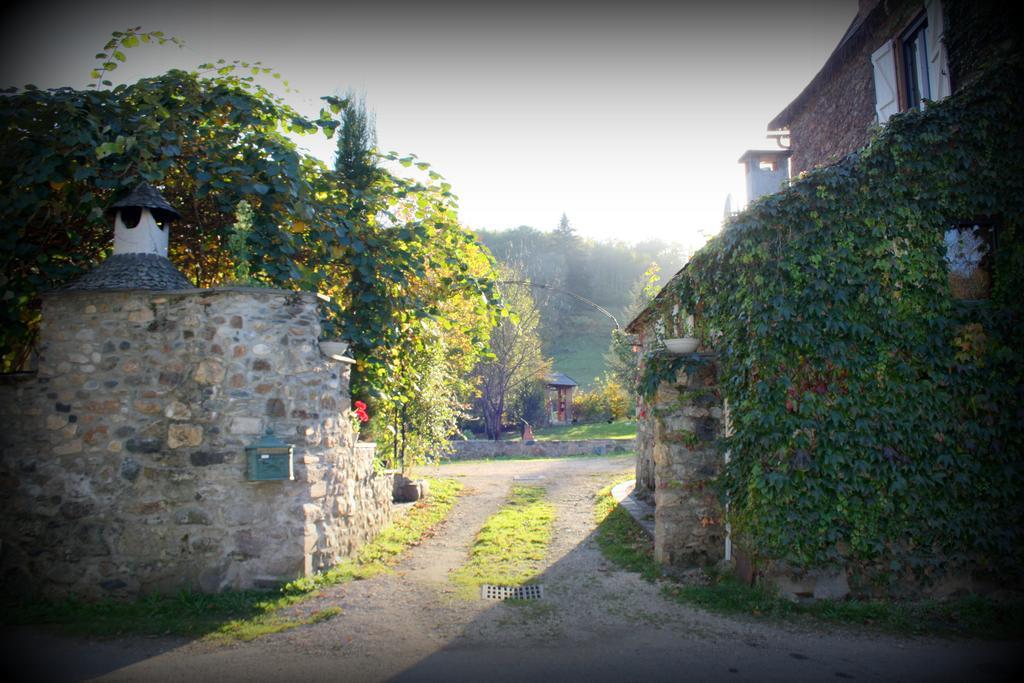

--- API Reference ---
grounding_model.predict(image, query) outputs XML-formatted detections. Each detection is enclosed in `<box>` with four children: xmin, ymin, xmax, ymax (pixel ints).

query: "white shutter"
<box><xmin>871</xmin><ymin>41</ymin><xmax>900</xmax><ymax>124</ymax></box>
<box><xmin>925</xmin><ymin>0</ymin><xmax>952</xmax><ymax>100</ymax></box>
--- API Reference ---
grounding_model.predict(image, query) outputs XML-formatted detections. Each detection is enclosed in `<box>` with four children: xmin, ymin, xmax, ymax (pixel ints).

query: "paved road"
<box><xmin>4</xmin><ymin>455</ymin><xmax>1019</xmax><ymax>682</ymax></box>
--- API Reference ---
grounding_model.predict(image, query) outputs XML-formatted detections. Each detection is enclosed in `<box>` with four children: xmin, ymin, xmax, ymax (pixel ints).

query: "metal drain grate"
<box><xmin>481</xmin><ymin>584</ymin><xmax>544</xmax><ymax>601</ymax></box>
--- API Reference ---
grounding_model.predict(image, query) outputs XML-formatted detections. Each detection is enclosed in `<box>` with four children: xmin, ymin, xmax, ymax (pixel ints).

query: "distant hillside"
<box><xmin>475</xmin><ymin>222</ymin><xmax>688</xmax><ymax>389</ymax></box>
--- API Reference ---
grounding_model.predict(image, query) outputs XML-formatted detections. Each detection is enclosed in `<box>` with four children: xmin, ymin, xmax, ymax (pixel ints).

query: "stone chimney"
<box><xmin>737</xmin><ymin>149</ymin><xmax>792</xmax><ymax>205</ymax></box>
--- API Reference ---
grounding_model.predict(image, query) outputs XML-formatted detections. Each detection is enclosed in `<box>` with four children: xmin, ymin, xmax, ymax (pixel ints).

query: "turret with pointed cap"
<box><xmin>66</xmin><ymin>182</ymin><xmax>192</xmax><ymax>290</ymax></box>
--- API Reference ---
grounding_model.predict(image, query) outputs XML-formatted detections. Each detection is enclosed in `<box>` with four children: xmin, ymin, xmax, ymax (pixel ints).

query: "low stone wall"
<box><xmin>0</xmin><ymin>287</ymin><xmax>392</xmax><ymax>597</ymax></box>
<box><xmin>649</xmin><ymin>357</ymin><xmax>726</xmax><ymax>569</ymax></box>
<box><xmin>445</xmin><ymin>438</ymin><xmax>632</xmax><ymax>460</ymax></box>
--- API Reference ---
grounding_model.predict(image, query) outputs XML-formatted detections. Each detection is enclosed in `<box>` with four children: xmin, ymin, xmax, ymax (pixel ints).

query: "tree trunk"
<box><xmin>483</xmin><ymin>398</ymin><xmax>503</xmax><ymax>441</ymax></box>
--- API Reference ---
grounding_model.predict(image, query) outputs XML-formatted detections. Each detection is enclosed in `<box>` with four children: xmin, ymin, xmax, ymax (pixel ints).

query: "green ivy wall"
<box><xmin>651</xmin><ymin>62</ymin><xmax>1023</xmax><ymax>586</ymax></box>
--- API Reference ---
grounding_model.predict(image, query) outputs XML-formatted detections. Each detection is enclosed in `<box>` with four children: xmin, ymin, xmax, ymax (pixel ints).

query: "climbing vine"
<box><xmin>649</xmin><ymin>60</ymin><xmax>1024</xmax><ymax>583</ymax></box>
<box><xmin>0</xmin><ymin>29</ymin><xmax>501</xmax><ymax>435</ymax></box>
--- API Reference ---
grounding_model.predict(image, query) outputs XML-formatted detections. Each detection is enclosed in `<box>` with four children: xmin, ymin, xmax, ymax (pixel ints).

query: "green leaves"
<box><xmin>88</xmin><ymin>28</ymin><xmax>185</xmax><ymax>89</ymax></box>
<box><xmin>648</xmin><ymin>61</ymin><xmax>1024</xmax><ymax>582</ymax></box>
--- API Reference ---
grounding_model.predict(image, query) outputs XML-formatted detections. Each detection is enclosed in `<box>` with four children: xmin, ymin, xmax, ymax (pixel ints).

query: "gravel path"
<box><xmin>4</xmin><ymin>455</ymin><xmax>1019</xmax><ymax>682</ymax></box>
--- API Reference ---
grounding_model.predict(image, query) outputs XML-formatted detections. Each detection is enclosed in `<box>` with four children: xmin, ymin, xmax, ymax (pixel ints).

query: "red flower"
<box><xmin>354</xmin><ymin>400</ymin><xmax>369</xmax><ymax>423</ymax></box>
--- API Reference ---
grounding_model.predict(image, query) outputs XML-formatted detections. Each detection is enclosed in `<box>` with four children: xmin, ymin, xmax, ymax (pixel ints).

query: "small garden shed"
<box><xmin>545</xmin><ymin>372</ymin><xmax>577</xmax><ymax>425</ymax></box>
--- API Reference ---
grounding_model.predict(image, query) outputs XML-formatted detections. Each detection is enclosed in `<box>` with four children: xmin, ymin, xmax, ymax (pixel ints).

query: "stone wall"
<box><xmin>634</xmin><ymin>329</ymin><xmax>658</xmax><ymax>496</ymax></box>
<box><xmin>648</xmin><ymin>357</ymin><xmax>726</xmax><ymax>569</ymax></box>
<box><xmin>775</xmin><ymin>0</ymin><xmax>923</xmax><ymax>175</ymax></box>
<box><xmin>0</xmin><ymin>287</ymin><xmax>392</xmax><ymax>597</ymax></box>
<box><xmin>446</xmin><ymin>438</ymin><xmax>631</xmax><ymax>461</ymax></box>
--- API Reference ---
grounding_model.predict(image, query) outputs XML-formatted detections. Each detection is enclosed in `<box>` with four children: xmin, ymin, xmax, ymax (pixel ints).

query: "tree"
<box><xmin>474</xmin><ymin>269</ymin><xmax>551</xmax><ymax>440</ymax></box>
<box><xmin>605</xmin><ymin>263</ymin><xmax>661</xmax><ymax>391</ymax></box>
<box><xmin>334</xmin><ymin>91</ymin><xmax>377</xmax><ymax>193</ymax></box>
<box><xmin>328</xmin><ymin>92</ymin><xmax>498</xmax><ymax>468</ymax></box>
<box><xmin>554</xmin><ymin>212</ymin><xmax>574</xmax><ymax>239</ymax></box>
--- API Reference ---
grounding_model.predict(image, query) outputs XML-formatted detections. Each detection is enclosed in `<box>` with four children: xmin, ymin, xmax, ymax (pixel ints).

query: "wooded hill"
<box><xmin>475</xmin><ymin>219</ymin><xmax>689</xmax><ymax>388</ymax></box>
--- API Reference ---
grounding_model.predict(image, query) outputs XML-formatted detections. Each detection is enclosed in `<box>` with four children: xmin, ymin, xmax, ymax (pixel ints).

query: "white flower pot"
<box><xmin>663</xmin><ymin>337</ymin><xmax>699</xmax><ymax>355</ymax></box>
<box><xmin>319</xmin><ymin>340</ymin><xmax>349</xmax><ymax>357</ymax></box>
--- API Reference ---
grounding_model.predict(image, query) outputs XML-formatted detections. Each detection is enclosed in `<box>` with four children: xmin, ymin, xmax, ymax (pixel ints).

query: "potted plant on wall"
<box><xmin>663</xmin><ymin>310</ymin><xmax>699</xmax><ymax>355</ymax></box>
<box><xmin>317</xmin><ymin>307</ymin><xmax>350</xmax><ymax>358</ymax></box>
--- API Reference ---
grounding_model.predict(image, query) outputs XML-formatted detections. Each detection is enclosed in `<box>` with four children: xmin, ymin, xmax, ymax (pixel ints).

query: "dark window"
<box><xmin>901</xmin><ymin>15</ymin><xmax>931</xmax><ymax>111</ymax></box>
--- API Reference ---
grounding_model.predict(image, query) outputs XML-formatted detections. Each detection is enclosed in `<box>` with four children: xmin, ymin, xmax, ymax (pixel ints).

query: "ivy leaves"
<box><xmin>645</xmin><ymin>61</ymin><xmax>1024</xmax><ymax>580</ymax></box>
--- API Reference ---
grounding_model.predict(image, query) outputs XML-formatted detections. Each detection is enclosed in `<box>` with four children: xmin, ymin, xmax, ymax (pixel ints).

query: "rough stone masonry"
<box><xmin>650</xmin><ymin>358</ymin><xmax>726</xmax><ymax>569</ymax></box>
<box><xmin>0</xmin><ymin>287</ymin><xmax>392</xmax><ymax>597</ymax></box>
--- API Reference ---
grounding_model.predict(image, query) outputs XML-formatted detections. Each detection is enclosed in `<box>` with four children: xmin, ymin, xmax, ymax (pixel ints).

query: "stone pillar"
<box><xmin>651</xmin><ymin>355</ymin><xmax>726</xmax><ymax>568</ymax></box>
<box><xmin>635</xmin><ymin>410</ymin><xmax>656</xmax><ymax>495</ymax></box>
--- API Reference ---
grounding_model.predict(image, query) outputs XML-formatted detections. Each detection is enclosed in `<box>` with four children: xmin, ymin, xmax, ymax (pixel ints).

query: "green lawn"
<box><xmin>543</xmin><ymin>313</ymin><xmax>617</xmax><ymax>390</ymax></box>
<box><xmin>503</xmin><ymin>420</ymin><xmax>637</xmax><ymax>441</ymax></box>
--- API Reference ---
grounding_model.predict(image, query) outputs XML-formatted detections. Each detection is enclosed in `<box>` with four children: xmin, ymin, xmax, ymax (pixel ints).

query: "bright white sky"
<box><xmin>1</xmin><ymin>0</ymin><xmax>857</xmax><ymax>252</ymax></box>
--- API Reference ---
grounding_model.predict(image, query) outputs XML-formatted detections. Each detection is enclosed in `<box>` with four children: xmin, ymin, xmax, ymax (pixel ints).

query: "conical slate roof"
<box><xmin>65</xmin><ymin>253</ymin><xmax>193</xmax><ymax>291</ymax></box>
<box><xmin>108</xmin><ymin>182</ymin><xmax>182</xmax><ymax>223</ymax></box>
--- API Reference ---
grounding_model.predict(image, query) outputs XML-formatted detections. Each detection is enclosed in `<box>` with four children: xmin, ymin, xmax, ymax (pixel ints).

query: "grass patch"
<box><xmin>444</xmin><ymin>450</ymin><xmax>634</xmax><ymax>465</ymax></box>
<box><xmin>663</xmin><ymin>569</ymin><xmax>1024</xmax><ymax>639</ymax></box>
<box><xmin>594</xmin><ymin>475</ymin><xmax>661</xmax><ymax>582</ymax></box>
<box><xmin>509</xmin><ymin>421</ymin><xmax>637</xmax><ymax>442</ymax></box>
<box><xmin>3</xmin><ymin>478</ymin><xmax>463</xmax><ymax>640</ymax></box>
<box><xmin>210</xmin><ymin>605</ymin><xmax>342</xmax><ymax>642</ymax></box>
<box><xmin>591</xmin><ymin>472</ymin><xmax>1024</xmax><ymax>639</ymax></box>
<box><xmin>450</xmin><ymin>485</ymin><xmax>555</xmax><ymax>597</ymax></box>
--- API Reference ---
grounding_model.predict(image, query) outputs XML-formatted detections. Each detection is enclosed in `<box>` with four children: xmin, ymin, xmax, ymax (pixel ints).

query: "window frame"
<box><xmin>896</xmin><ymin>12</ymin><xmax>931</xmax><ymax>112</ymax></box>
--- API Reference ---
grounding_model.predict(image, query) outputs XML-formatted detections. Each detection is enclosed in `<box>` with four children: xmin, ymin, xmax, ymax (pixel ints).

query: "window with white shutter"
<box><xmin>872</xmin><ymin>1</ymin><xmax>952</xmax><ymax>125</ymax></box>
<box><xmin>872</xmin><ymin>41</ymin><xmax>900</xmax><ymax>124</ymax></box>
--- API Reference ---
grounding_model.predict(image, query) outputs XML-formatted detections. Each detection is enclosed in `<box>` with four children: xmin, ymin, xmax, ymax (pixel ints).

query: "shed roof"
<box><xmin>546</xmin><ymin>372</ymin><xmax>578</xmax><ymax>387</ymax></box>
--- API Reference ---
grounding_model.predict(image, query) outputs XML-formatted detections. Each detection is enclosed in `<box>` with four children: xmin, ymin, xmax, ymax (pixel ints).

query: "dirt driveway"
<box><xmin>4</xmin><ymin>455</ymin><xmax>1019</xmax><ymax>682</ymax></box>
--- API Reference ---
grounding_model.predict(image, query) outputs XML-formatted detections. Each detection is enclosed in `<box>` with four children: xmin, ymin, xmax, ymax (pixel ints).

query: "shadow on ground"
<box><xmin>1</xmin><ymin>626</ymin><xmax>187</xmax><ymax>682</ymax></box>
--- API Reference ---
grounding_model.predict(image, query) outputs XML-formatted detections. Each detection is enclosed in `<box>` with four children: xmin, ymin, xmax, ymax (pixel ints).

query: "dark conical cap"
<box><xmin>107</xmin><ymin>182</ymin><xmax>181</xmax><ymax>223</ymax></box>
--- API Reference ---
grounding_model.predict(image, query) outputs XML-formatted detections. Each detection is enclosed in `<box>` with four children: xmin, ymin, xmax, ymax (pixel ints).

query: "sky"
<box><xmin>0</xmin><ymin>0</ymin><xmax>857</xmax><ymax>251</ymax></box>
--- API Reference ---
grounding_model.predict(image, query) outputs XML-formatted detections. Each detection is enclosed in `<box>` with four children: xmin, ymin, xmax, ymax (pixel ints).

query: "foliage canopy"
<box><xmin>0</xmin><ymin>28</ymin><xmax>501</xmax><ymax>432</ymax></box>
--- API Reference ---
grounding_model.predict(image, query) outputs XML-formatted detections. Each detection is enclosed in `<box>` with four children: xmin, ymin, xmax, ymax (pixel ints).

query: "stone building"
<box><xmin>768</xmin><ymin>0</ymin><xmax>1013</xmax><ymax>176</ymax></box>
<box><xmin>630</xmin><ymin>0</ymin><xmax>1020</xmax><ymax>586</ymax></box>
<box><xmin>0</xmin><ymin>185</ymin><xmax>393</xmax><ymax>597</ymax></box>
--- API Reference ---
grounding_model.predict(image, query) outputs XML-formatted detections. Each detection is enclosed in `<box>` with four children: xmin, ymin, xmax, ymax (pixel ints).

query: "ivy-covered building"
<box><xmin>630</xmin><ymin>0</ymin><xmax>1023</xmax><ymax>596</ymax></box>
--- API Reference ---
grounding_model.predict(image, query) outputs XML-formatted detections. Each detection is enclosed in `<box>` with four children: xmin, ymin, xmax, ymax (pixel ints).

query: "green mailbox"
<box><xmin>245</xmin><ymin>430</ymin><xmax>295</xmax><ymax>481</ymax></box>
